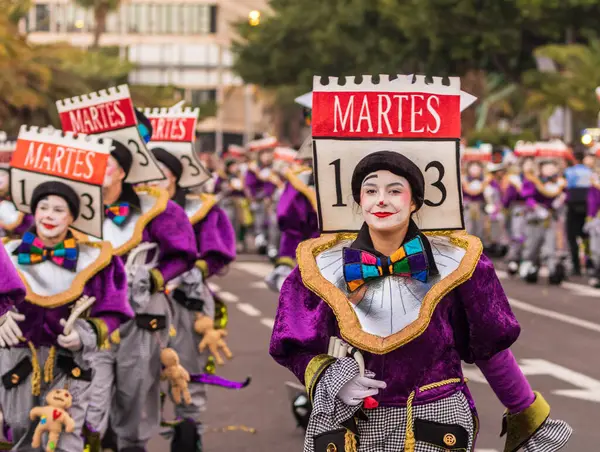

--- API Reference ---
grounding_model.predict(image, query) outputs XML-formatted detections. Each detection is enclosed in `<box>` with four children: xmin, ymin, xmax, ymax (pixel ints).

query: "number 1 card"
<box><xmin>312</xmin><ymin>75</ymin><xmax>465</xmax><ymax>232</ymax></box>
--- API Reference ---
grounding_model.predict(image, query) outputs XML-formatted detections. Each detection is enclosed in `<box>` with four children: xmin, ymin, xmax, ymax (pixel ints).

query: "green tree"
<box><xmin>74</xmin><ymin>0</ymin><xmax>121</xmax><ymax>49</ymax></box>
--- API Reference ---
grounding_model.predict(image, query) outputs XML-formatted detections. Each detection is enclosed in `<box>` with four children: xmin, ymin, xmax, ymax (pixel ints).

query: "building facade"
<box><xmin>26</xmin><ymin>0</ymin><xmax>272</xmax><ymax>152</ymax></box>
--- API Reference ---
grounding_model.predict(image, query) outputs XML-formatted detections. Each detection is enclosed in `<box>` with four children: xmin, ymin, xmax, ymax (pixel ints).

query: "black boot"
<box><xmin>101</xmin><ymin>425</ymin><xmax>119</xmax><ymax>452</ymax></box>
<box><xmin>171</xmin><ymin>419</ymin><xmax>202</xmax><ymax>452</ymax></box>
<box><xmin>83</xmin><ymin>429</ymin><xmax>101</xmax><ymax>452</ymax></box>
<box><xmin>549</xmin><ymin>262</ymin><xmax>565</xmax><ymax>285</ymax></box>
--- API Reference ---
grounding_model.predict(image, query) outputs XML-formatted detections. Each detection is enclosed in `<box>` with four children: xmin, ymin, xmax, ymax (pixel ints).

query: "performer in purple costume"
<box><xmin>520</xmin><ymin>160</ymin><xmax>567</xmax><ymax>284</ymax></box>
<box><xmin>584</xmin><ymin>170</ymin><xmax>600</xmax><ymax>287</ymax></box>
<box><xmin>0</xmin><ymin>180</ymin><xmax>132</xmax><ymax>452</ymax></box>
<box><xmin>149</xmin><ymin>146</ymin><xmax>236</xmax><ymax>450</ymax></box>
<box><xmin>271</xmin><ymin>151</ymin><xmax>572</xmax><ymax>452</ymax></box>
<box><xmin>461</xmin><ymin>161</ymin><xmax>488</xmax><ymax>241</ymax></box>
<box><xmin>503</xmin><ymin>157</ymin><xmax>535</xmax><ymax>275</ymax></box>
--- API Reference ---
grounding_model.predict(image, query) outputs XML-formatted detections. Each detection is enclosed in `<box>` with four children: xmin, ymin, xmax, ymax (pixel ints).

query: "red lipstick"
<box><xmin>42</xmin><ymin>223</ymin><xmax>57</xmax><ymax>230</ymax></box>
<box><xmin>372</xmin><ymin>212</ymin><xmax>394</xmax><ymax>218</ymax></box>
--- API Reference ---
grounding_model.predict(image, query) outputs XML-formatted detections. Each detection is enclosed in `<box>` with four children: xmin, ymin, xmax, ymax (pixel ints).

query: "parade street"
<box><xmin>149</xmin><ymin>254</ymin><xmax>600</xmax><ymax>452</ymax></box>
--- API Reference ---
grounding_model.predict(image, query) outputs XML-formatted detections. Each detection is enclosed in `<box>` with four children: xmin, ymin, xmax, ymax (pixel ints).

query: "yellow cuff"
<box><xmin>149</xmin><ymin>268</ymin><xmax>165</xmax><ymax>293</ymax></box>
<box><xmin>110</xmin><ymin>329</ymin><xmax>120</xmax><ymax>345</ymax></box>
<box><xmin>195</xmin><ymin>259</ymin><xmax>209</xmax><ymax>279</ymax></box>
<box><xmin>214</xmin><ymin>298</ymin><xmax>228</xmax><ymax>329</ymax></box>
<box><xmin>86</xmin><ymin>318</ymin><xmax>110</xmax><ymax>350</ymax></box>
<box><xmin>502</xmin><ymin>391</ymin><xmax>550</xmax><ymax>452</ymax></box>
<box><xmin>275</xmin><ymin>256</ymin><xmax>296</xmax><ymax>268</ymax></box>
<box><xmin>304</xmin><ymin>354</ymin><xmax>336</xmax><ymax>403</ymax></box>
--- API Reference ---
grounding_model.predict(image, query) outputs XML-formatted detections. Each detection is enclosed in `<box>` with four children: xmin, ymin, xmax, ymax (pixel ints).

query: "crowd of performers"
<box><xmin>0</xmin><ymin>75</ymin><xmax>584</xmax><ymax>452</ymax></box>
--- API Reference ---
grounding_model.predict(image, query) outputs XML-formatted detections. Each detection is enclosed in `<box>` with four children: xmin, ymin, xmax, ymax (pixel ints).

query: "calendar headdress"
<box><xmin>143</xmin><ymin>107</ymin><xmax>211</xmax><ymax>189</ymax></box>
<box><xmin>311</xmin><ymin>74</ymin><xmax>476</xmax><ymax>232</ymax></box>
<box><xmin>0</xmin><ymin>138</ymin><xmax>16</xmax><ymax>170</ymax></box>
<box><xmin>10</xmin><ymin>126</ymin><xmax>112</xmax><ymax>238</ymax></box>
<box><xmin>56</xmin><ymin>85</ymin><xmax>165</xmax><ymax>185</ymax></box>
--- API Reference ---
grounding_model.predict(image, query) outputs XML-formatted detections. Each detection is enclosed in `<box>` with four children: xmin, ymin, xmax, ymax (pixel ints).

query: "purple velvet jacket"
<box><xmin>270</xmin><ymin>254</ymin><xmax>521</xmax><ymax>407</ymax></box>
<box><xmin>193</xmin><ymin>204</ymin><xmax>236</xmax><ymax>277</ymax></box>
<box><xmin>137</xmin><ymin>200</ymin><xmax>197</xmax><ymax>283</ymax></box>
<box><xmin>502</xmin><ymin>175</ymin><xmax>526</xmax><ymax>209</ymax></box>
<box><xmin>521</xmin><ymin>178</ymin><xmax>561</xmax><ymax>210</ymax></box>
<box><xmin>461</xmin><ymin>178</ymin><xmax>486</xmax><ymax>203</ymax></box>
<box><xmin>1</xmin><ymin>249</ymin><xmax>133</xmax><ymax>348</ymax></box>
<box><xmin>245</xmin><ymin>166</ymin><xmax>278</xmax><ymax>200</ymax></box>
<box><xmin>276</xmin><ymin>183</ymin><xmax>319</xmax><ymax>260</ymax></box>
<box><xmin>0</xmin><ymin>243</ymin><xmax>26</xmax><ymax>318</ymax></box>
<box><xmin>587</xmin><ymin>185</ymin><xmax>600</xmax><ymax>218</ymax></box>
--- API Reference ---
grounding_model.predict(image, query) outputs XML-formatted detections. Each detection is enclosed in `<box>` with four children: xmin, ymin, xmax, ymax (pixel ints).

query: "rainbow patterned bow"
<box><xmin>342</xmin><ymin>236</ymin><xmax>429</xmax><ymax>292</ymax></box>
<box><xmin>105</xmin><ymin>202</ymin><xmax>130</xmax><ymax>226</ymax></box>
<box><xmin>16</xmin><ymin>232</ymin><xmax>78</xmax><ymax>271</ymax></box>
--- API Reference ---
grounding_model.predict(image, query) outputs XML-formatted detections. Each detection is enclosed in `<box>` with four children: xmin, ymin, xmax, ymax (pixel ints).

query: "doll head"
<box><xmin>160</xmin><ymin>348</ymin><xmax>180</xmax><ymax>367</ymax></box>
<box><xmin>31</xmin><ymin>182</ymin><xmax>79</xmax><ymax>242</ymax></box>
<box><xmin>351</xmin><ymin>151</ymin><xmax>424</xmax><ymax>233</ymax></box>
<box><xmin>45</xmin><ymin>388</ymin><xmax>73</xmax><ymax>410</ymax></box>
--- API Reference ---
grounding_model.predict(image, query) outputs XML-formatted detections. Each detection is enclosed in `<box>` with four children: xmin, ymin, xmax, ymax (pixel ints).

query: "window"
<box><xmin>120</xmin><ymin>3</ymin><xmax>216</xmax><ymax>35</ymax></box>
<box><xmin>209</xmin><ymin>5</ymin><xmax>217</xmax><ymax>34</ymax></box>
<box><xmin>191</xmin><ymin>89</ymin><xmax>217</xmax><ymax>106</ymax></box>
<box><xmin>34</xmin><ymin>4</ymin><xmax>50</xmax><ymax>32</ymax></box>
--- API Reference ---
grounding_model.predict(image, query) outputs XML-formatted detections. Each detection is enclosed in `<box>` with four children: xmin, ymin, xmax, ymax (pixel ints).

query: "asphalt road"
<box><xmin>149</xmin><ymin>254</ymin><xmax>600</xmax><ymax>452</ymax></box>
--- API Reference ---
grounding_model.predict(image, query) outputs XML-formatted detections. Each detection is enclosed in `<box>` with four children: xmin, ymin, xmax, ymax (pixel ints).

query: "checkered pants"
<box><xmin>304</xmin><ymin>358</ymin><xmax>475</xmax><ymax>452</ymax></box>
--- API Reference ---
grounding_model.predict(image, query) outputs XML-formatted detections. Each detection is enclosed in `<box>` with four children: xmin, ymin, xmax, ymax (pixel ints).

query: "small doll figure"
<box><xmin>160</xmin><ymin>348</ymin><xmax>192</xmax><ymax>405</ymax></box>
<box><xmin>194</xmin><ymin>314</ymin><xmax>232</xmax><ymax>366</ymax></box>
<box><xmin>30</xmin><ymin>389</ymin><xmax>76</xmax><ymax>452</ymax></box>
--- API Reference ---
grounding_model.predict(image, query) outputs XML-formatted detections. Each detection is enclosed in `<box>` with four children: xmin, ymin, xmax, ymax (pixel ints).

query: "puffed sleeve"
<box><xmin>269</xmin><ymin>268</ymin><xmax>338</xmax><ymax>385</ymax></box>
<box><xmin>195</xmin><ymin>205</ymin><xmax>236</xmax><ymax>277</ymax></box>
<box><xmin>84</xmin><ymin>255</ymin><xmax>134</xmax><ymax>346</ymax></box>
<box><xmin>452</xmin><ymin>253</ymin><xmax>521</xmax><ymax>363</ymax></box>
<box><xmin>0</xmin><ymin>242</ymin><xmax>26</xmax><ymax>316</ymax></box>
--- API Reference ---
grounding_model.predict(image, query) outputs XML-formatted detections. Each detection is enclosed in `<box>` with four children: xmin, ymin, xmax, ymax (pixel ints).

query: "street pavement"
<box><xmin>150</xmin><ymin>254</ymin><xmax>600</xmax><ymax>452</ymax></box>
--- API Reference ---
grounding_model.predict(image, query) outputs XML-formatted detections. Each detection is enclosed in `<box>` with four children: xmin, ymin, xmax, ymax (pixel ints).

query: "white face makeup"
<box><xmin>360</xmin><ymin>170</ymin><xmax>415</xmax><ymax>232</ymax></box>
<box><xmin>0</xmin><ymin>170</ymin><xmax>9</xmax><ymax>194</ymax></box>
<box><xmin>35</xmin><ymin>195</ymin><xmax>74</xmax><ymax>241</ymax></box>
<box><xmin>467</xmin><ymin>163</ymin><xmax>483</xmax><ymax>179</ymax></box>
<box><xmin>522</xmin><ymin>158</ymin><xmax>535</xmax><ymax>174</ymax></box>
<box><xmin>540</xmin><ymin>162</ymin><xmax>558</xmax><ymax>179</ymax></box>
<box><xmin>147</xmin><ymin>161</ymin><xmax>175</xmax><ymax>192</ymax></box>
<box><xmin>259</xmin><ymin>150</ymin><xmax>274</xmax><ymax>166</ymax></box>
<box><xmin>103</xmin><ymin>156</ymin><xmax>125</xmax><ymax>189</ymax></box>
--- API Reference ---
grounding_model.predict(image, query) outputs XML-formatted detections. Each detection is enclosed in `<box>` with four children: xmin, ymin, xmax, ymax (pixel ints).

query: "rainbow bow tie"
<box><xmin>342</xmin><ymin>236</ymin><xmax>429</xmax><ymax>292</ymax></box>
<box><xmin>16</xmin><ymin>232</ymin><xmax>78</xmax><ymax>271</ymax></box>
<box><xmin>105</xmin><ymin>202</ymin><xmax>130</xmax><ymax>226</ymax></box>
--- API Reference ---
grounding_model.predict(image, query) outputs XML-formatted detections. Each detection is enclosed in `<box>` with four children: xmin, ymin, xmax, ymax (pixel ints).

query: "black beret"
<box><xmin>151</xmin><ymin>147</ymin><xmax>183</xmax><ymax>183</ymax></box>
<box><xmin>31</xmin><ymin>181</ymin><xmax>80</xmax><ymax>220</ymax></box>
<box><xmin>109</xmin><ymin>139</ymin><xmax>133</xmax><ymax>176</ymax></box>
<box><xmin>351</xmin><ymin>151</ymin><xmax>425</xmax><ymax>210</ymax></box>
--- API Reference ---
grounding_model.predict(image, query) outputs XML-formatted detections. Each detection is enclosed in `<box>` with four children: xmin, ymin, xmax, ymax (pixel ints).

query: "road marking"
<box><xmin>233</xmin><ymin>262</ymin><xmax>272</xmax><ymax>279</ymax></box>
<box><xmin>250</xmin><ymin>281</ymin><xmax>268</xmax><ymax>289</ymax></box>
<box><xmin>508</xmin><ymin>297</ymin><xmax>600</xmax><ymax>333</ymax></box>
<box><xmin>218</xmin><ymin>291</ymin><xmax>239</xmax><ymax>303</ymax></box>
<box><xmin>497</xmin><ymin>269</ymin><xmax>600</xmax><ymax>297</ymax></box>
<box><xmin>260</xmin><ymin>318</ymin><xmax>275</xmax><ymax>329</ymax></box>
<box><xmin>208</xmin><ymin>282</ymin><xmax>221</xmax><ymax>293</ymax></box>
<box><xmin>236</xmin><ymin>303</ymin><xmax>261</xmax><ymax>317</ymax></box>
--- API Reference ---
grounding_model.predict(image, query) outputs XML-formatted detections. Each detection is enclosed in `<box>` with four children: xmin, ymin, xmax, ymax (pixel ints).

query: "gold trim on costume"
<box><xmin>524</xmin><ymin>173</ymin><xmax>566</xmax><ymax>198</ymax></box>
<box><xmin>187</xmin><ymin>193</ymin><xmax>217</xmax><ymax>225</ymax></box>
<box><xmin>304</xmin><ymin>354</ymin><xmax>336</xmax><ymax>402</ymax></box>
<box><xmin>0</xmin><ymin>211</ymin><xmax>24</xmax><ymax>232</ymax></box>
<box><xmin>502</xmin><ymin>391</ymin><xmax>550</xmax><ymax>452</ymax></box>
<box><xmin>150</xmin><ymin>268</ymin><xmax>165</xmax><ymax>293</ymax></box>
<box><xmin>87</xmin><ymin>318</ymin><xmax>110</xmax><ymax>349</ymax></box>
<box><xmin>275</xmin><ymin>256</ymin><xmax>296</xmax><ymax>268</ymax></box>
<box><xmin>297</xmin><ymin>231</ymin><xmax>482</xmax><ymax>354</ymax></box>
<box><xmin>195</xmin><ymin>259</ymin><xmax>209</xmax><ymax>278</ymax></box>
<box><xmin>15</xmin><ymin>240</ymin><xmax>113</xmax><ymax>309</ymax></box>
<box><xmin>284</xmin><ymin>168</ymin><xmax>317</xmax><ymax>212</ymax></box>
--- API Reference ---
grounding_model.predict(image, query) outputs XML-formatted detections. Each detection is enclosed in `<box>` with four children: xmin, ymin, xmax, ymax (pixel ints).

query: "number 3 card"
<box><xmin>56</xmin><ymin>85</ymin><xmax>165</xmax><ymax>185</ymax></box>
<box><xmin>144</xmin><ymin>107</ymin><xmax>211</xmax><ymax>188</ymax></box>
<box><xmin>10</xmin><ymin>126</ymin><xmax>111</xmax><ymax>239</ymax></box>
<box><xmin>312</xmin><ymin>75</ymin><xmax>466</xmax><ymax>232</ymax></box>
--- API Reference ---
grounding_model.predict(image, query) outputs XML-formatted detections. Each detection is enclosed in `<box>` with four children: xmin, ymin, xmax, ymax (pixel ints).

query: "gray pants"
<box><xmin>0</xmin><ymin>347</ymin><xmax>92</xmax><ymax>452</ymax></box>
<box><xmin>86</xmin><ymin>289</ymin><xmax>172</xmax><ymax>450</ymax></box>
<box><xmin>222</xmin><ymin>199</ymin><xmax>242</xmax><ymax>241</ymax></box>
<box><xmin>506</xmin><ymin>205</ymin><xmax>527</xmax><ymax>262</ymax></box>
<box><xmin>586</xmin><ymin>221</ymin><xmax>600</xmax><ymax>270</ymax></box>
<box><xmin>523</xmin><ymin>218</ymin><xmax>559</xmax><ymax>271</ymax></box>
<box><xmin>464</xmin><ymin>202</ymin><xmax>485</xmax><ymax>240</ymax></box>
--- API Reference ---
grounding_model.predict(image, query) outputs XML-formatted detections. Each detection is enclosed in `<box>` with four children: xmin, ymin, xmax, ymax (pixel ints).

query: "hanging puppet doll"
<box><xmin>460</xmin><ymin>146</ymin><xmax>490</xmax><ymax>242</ymax></box>
<box><xmin>56</xmin><ymin>86</ymin><xmax>198</xmax><ymax>452</ymax></box>
<box><xmin>215</xmin><ymin>145</ymin><xmax>253</xmax><ymax>253</ymax></box>
<box><xmin>266</xmin><ymin>136</ymin><xmax>319</xmax><ymax>293</ymax></box>
<box><xmin>503</xmin><ymin>143</ymin><xmax>537</xmax><ymax>276</ymax></box>
<box><xmin>0</xmin><ymin>126</ymin><xmax>133</xmax><ymax>452</ymax></box>
<box><xmin>519</xmin><ymin>141</ymin><xmax>568</xmax><ymax>285</ymax></box>
<box><xmin>270</xmin><ymin>75</ymin><xmax>572</xmax><ymax>452</ymax></box>
<box><xmin>144</xmin><ymin>106</ymin><xmax>245</xmax><ymax>450</ymax></box>
<box><xmin>0</xmin><ymin>140</ymin><xmax>33</xmax><ymax>238</ymax></box>
<box><xmin>245</xmin><ymin>136</ymin><xmax>283</xmax><ymax>259</ymax></box>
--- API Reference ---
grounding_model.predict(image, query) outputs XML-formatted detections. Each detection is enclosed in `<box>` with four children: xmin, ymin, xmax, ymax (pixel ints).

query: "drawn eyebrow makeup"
<box><xmin>362</xmin><ymin>174</ymin><xmax>378</xmax><ymax>184</ymax></box>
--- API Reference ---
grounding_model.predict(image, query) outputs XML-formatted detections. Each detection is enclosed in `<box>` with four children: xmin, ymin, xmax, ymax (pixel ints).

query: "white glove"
<box><xmin>0</xmin><ymin>312</ymin><xmax>25</xmax><ymax>347</ymax></box>
<box><xmin>535</xmin><ymin>205</ymin><xmax>550</xmax><ymax>220</ymax></box>
<box><xmin>336</xmin><ymin>375</ymin><xmax>386</xmax><ymax>406</ymax></box>
<box><xmin>57</xmin><ymin>318</ymin><xmax>83</xmax><ymax>351</ymax></box>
